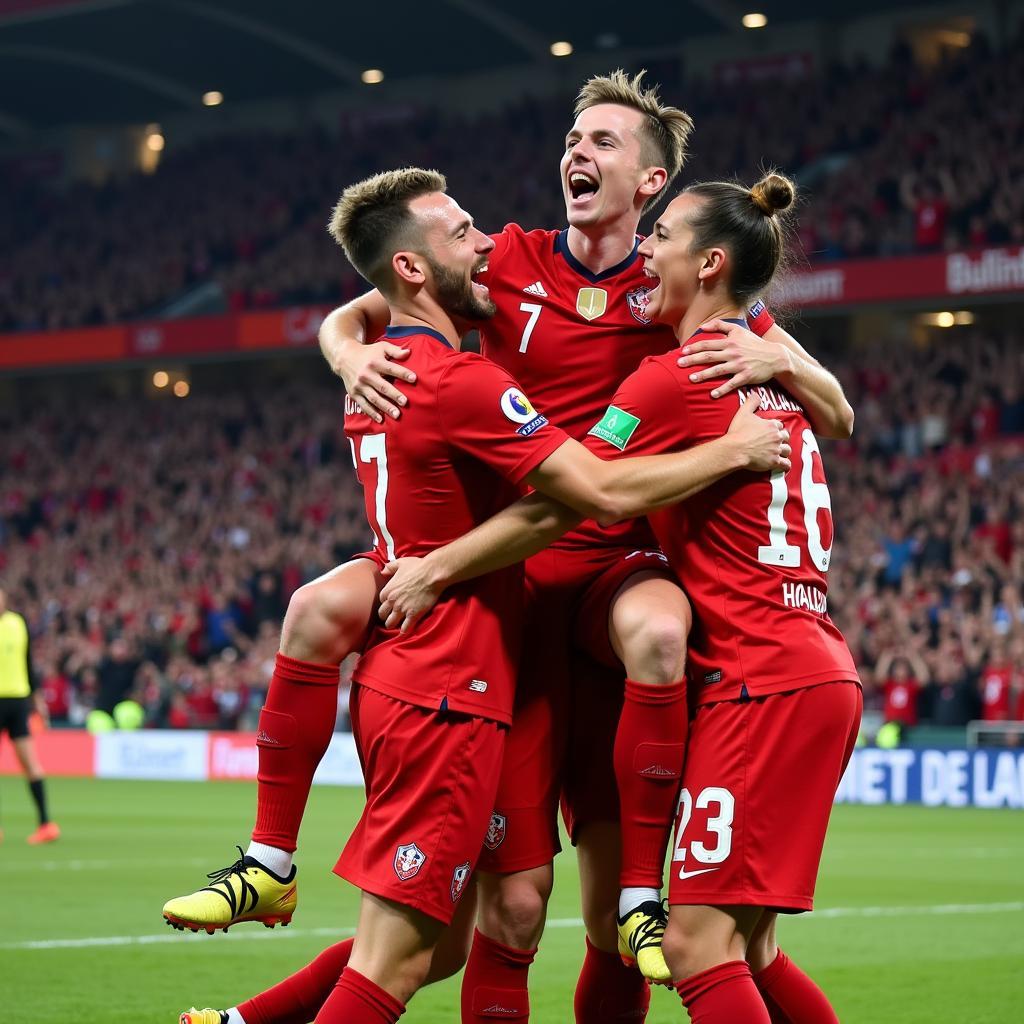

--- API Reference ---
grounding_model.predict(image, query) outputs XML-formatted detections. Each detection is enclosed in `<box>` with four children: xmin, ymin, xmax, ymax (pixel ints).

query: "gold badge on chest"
<box><xmin>576</xmin><ymin>287</ymin><xmax>608</xmax><ymax>321</ymax></box>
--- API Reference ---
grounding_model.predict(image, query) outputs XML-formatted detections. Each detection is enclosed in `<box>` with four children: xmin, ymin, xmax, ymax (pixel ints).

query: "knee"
<box><xmin>625</xmin><ymin>613</ymin><xmax>688</xmax><ymax>684</ymax></box>
<box><xmin>282</xmin><ymin>577</ymin><xmax>370</xmax><ymax>660</ymax></box>
<box><xmin>480</xmin><ymin>874</ymin><xmax>551</xmax><ymax>948</ymax></box>
<box><xmin>661</xmin><ymin>918</ymin><xmax>703</xmax><ymax>980</ymax></box>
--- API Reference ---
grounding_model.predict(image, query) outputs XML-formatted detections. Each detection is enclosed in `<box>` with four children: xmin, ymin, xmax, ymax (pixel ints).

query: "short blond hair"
<box><xmin>328</xmin><ymin>167</ymin><xmax>447</xmax><ymax>294</ymax></box>
<box><xmin>575</xmin><ymin>69</ymin><xmax>694</xmax><ymax>212</ymax></box>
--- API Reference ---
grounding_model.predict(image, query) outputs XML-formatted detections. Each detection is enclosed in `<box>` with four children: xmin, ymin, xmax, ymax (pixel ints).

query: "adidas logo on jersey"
<box><xmin>522</xmin><ymin>281</ymin><xmax>548</xmax><ymax>297</ymax></box>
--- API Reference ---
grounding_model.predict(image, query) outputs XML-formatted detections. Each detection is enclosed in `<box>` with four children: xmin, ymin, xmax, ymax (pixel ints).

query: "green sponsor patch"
<box><xmin>588</xmin><ymin>404</ymin><xmax>641</xmax><ymax>450</ymax></box>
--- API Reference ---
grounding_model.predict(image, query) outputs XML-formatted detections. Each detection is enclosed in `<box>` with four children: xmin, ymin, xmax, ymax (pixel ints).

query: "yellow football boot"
<box><xmin>163</xmin><ymin>848</ymin><xmax>297</xmax><ymax>934</ymax></box>
<box><xmin>179</xmin><ymin>1011</ymin><xmax>226</xmax><ymax>1024</ymax></box>
<box><xmin>617</xmin><ymin>900</ymin><xmax>671</xmax><ymax>984</ymax></box>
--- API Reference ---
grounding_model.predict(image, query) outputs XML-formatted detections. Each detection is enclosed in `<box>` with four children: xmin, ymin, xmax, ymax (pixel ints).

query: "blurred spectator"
<box><xmin>2</xmin><ymin>31</ymin><xmax>1024</xmax><ymax>331</ymax></box>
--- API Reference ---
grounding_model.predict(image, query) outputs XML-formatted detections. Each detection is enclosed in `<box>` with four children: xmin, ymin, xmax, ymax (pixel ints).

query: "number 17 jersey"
<box><xmin>585</xmin><ymin>328</ymin><xmax>859</xmax><ymax>705</ymax></box>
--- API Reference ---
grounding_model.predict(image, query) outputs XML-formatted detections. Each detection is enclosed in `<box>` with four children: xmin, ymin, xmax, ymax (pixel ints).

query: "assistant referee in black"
<box><xmin>0</xmin><ymin>586</ymin><xmax>59</xmax><ymax>844</ymax></box>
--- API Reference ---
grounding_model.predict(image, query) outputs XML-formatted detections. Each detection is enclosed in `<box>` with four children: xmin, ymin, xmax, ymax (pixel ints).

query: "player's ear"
<box><xmin>638</xmin><ymin>166</ymin><xmax>667</xmax><ymax>203</ymax></box>
<box><xmin>698</xmin><ymin>246</ymin><xmax>727</xmax><ymax>283</ymax></box>
<box><xmin>392</xmin><ymin>250</ymin><xmax>426</xmax><ymax>286</ymax></box>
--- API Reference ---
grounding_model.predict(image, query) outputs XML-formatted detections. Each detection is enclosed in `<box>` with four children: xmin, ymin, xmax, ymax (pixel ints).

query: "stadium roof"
<box><xmin>0</xmin><ymin>0</ymin><xmax>931</xmax><ymax>133</ymax></box>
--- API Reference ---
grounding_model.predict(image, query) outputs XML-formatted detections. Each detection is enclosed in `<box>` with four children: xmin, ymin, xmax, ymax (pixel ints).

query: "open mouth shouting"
<box><xmin>567</xmin><ymin>169</ymin><xmax>600</xmax><ymax>208</ymax></box>
<box><xmin>471</xmin><ymin>259</ymin><xmax>490</xmax><ymax>298</ymax></box>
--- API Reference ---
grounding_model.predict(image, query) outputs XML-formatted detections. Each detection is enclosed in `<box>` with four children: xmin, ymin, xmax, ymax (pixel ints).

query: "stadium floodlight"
<box><xmin>742</xmin><ymin>12</ymin><xmax>768</xmax><ymax>28</ymax></box>
<box><xmin>550</xmin><ymin>41</ymin><xmax>573</xmax><ymax>57</ymax></box>
<box><xmin>173</xmin><ymin>380</ymin><xmax>190</xmax><ymax>398</ymax></box>
<box><xmin>152</xmin><ymin>370</ymin><xmax>169</xmax><ymax>388</ymax></box>
<box><xmin>202</xmin><ymin>90</ymin><xmax>224</xmax><ymax>107</ymax></box>
<box><xmin>146</xmin><ymin>131</ymin><xmax>165</xmax><ymax>152</ymax></box>
<box><xmin>361</xmin><ymin>69</ymin><xmax>384</xmax><ymax>84</ymax></box>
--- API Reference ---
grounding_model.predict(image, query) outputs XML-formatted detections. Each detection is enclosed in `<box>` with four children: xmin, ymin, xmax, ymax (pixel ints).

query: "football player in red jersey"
<box><xmin>176</xmin><ymin>168</ymin><xmax>793</xmax><ymax>1024</ymax></box>
<box><xmin>379</xmin><ymin>171</ymin><xmax>860</xmax><ymax>1023</ymax></box>
<box><xmin>167</xmin><ymin>71</ymin><xmax>853</xmax><ymax>1021</ymax></box>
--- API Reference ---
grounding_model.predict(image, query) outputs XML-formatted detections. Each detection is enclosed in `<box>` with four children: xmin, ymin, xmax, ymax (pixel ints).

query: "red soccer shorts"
<box><xmin>668</xmin><ymin>681</ymin><xmax>862</xmax><ymax>912</ymax></box>
<box><xmin>479</xmin><ymin>544</ymin><xmax>676</xmax><ymax>873</ymax></box>
<box><xmin>336</xmin><ymin>684</ymin><xmax>506</xmax><ymax>924</ymax></box>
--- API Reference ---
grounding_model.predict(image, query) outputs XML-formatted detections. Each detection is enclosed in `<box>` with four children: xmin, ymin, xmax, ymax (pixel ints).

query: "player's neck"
<box><xmin>676</xmin><ymin>296</ymin><xmax>742</xmax><ymax>344</ymax></box>
<box><xmin>565</xmin><ymin>222</ymin><xmax>639</xmax><ymax>275</ymax></box>
<box><xmin>389</xmin><ymin>307</ymin><xmax>462</xmax><ymax>350</ymax></box>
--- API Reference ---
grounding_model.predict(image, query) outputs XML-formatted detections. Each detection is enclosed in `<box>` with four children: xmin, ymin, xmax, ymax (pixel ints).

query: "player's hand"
<box><xmin>338</xmin><ymin>341</ymin><xmax>416</xmax><ymax>424</ymax></box>
<box><xmin>378</xmin><ymin>557</ymin><xmax>445</xmax><ymax>633</ymax></box>
<box><xmin>678</xmin><ymin>319</ymin><xmax>793</xmax><ymax>398</ymax></box>
<box><xmin>726</xmin><ymin>393</ymin><xmax>791</xmax><ymax>472</ymax></box>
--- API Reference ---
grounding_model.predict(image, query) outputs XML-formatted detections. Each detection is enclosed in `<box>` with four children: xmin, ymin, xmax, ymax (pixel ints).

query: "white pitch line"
<box><xmin>3</xmin><ymin>903</ymin><xmax>1022</xmax><ymax>952</ymax></box>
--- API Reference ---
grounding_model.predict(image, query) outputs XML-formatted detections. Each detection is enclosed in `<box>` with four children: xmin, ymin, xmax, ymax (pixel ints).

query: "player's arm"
<box><xmin>380</xmin><ymin>396</ymin><xmax>787</xmax><ymax>630</ymax></box>
<box><xmin>317</xmin><ymin>289</ymin><xmax>416</xmax><ymax>423</ymax></box>
<box><xmin>677</xmin><ymin>318</ymin><xmax>855</xmax><ymax>440</ymax></box>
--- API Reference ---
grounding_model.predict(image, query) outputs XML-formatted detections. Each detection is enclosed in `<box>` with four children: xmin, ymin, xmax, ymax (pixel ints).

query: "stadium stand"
<box><xmin>1</xmin><ymin>31</ymin><xmax>1023</xmax><ymax>332</ymax></box>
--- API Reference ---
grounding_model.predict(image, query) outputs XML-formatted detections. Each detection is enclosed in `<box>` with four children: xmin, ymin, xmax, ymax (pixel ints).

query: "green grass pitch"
<box><xmin>2</xmin><ymin>777</ymin><xmax>1022</xmax><ymax>1022</ymax></box>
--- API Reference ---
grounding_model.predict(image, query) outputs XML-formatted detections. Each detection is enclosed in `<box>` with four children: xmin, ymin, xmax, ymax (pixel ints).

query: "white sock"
<box><xmin>244</xmin><ymin>841</ymin><xmax>293</xmax><ymax>879</ymax></box>
<box><xmin>619</xmin><ymin>887</ymin><xmax>661</xmax><ymax>919</ymax></box>
<box><xmin>226</xmin><ymin>1009</ymin><xmax>247</xmax><ymax>1024</ymax></box>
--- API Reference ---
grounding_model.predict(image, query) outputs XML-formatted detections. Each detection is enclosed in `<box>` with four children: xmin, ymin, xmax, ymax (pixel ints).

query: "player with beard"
<box><xmin>179</xmin><ymin>167</ymin><xmax>791</xmax><ymax>1024</ymax></box>
<box><xmin>166</xmin><ymin>71</ymin><xmax>853</xmax><ymax>1023</ymax></box>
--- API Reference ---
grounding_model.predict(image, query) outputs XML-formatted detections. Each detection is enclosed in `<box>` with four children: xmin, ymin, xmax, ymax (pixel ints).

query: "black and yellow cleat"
<box><xmin>162</xmin><ymin>848</ymin><xmax>297</xmax><ymax>934</ymax></box>
<box><xmin>617</xmin><ymin>899</ymin><xmax>671</xmax><ymax>984</ymax></box>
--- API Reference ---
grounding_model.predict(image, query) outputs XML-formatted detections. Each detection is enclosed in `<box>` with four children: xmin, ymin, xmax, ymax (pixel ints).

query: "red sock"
<box><xmin>574</xmin><ymin>937</ymin><xmax>650</xmax><ymax>1023</ymax></box>
<box><xmin>313</xmin><ymin>967</ymin><xmax>404</xmax><ymax>1023</ymax></box>
<box><xmin>676</xmin><ymin>961</ymin><xmax>771</xmax><ymax>1024</ymax></box>
<box><xmin>753</xmin><ymin>949</ymin><xmax>839</xmax><ymax>1024</ymax></box>
<box><xmin>461</xmin><ymin>928</ymin><xmax>535</xmax><ymax>1021</ymax></box>
<box><xmin>239</xmin><ymin>938</ymin><xmax>353</xmax><ymax>1024</ymax></box>
<box><xmin>614</xmin><ymin>678</ymin><xmax>687</xmax><ymax>889</ymax></box>
<box><xmin>251</xmin><ymin>652</ymin><xmax>340</xmax><ymax>852</ymax></box>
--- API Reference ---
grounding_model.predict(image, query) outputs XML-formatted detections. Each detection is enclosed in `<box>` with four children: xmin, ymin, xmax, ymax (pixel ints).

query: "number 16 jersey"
<box><xmin>584</xmin><ymin>328</ymin><xmax>859</xmax><ymax>705</ymax></box>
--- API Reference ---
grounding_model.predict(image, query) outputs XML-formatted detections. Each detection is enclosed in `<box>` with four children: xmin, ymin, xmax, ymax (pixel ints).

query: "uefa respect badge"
<box><xmin>588</xmin><ymin>404</ymin><xmax>640</xmax><ymax>450</ymax></box>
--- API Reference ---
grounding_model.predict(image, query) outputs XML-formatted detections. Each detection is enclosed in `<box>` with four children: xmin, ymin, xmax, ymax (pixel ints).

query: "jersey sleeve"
<box><xmin>583</xmin><ymin>358</ymin><xmax>699</xmax><ymax>460</ymax></box>
<box><xmin>437</xmin><ymin>355</ymin><xmax>569</xmax><ymax>483</ymax></box>
<box><xmin>478</xmin><ymin>224</ymin><xmax>516</xmax><ymax>282</ymax></box>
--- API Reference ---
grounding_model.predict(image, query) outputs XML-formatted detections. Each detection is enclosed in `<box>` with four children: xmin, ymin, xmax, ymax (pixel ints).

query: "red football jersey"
<box><xmin>981</xmin><ymin>663</ymin><xmax>1013</xmax><ymax>721</ymax></box>
<box><xmin>584</xmin><ymin>326</ymin><xmax>859</xmax><ymax>704</ymax></box>
<box><xmin>477</xmin><ymin>223</ymin><xmax>773</xmax><ymax>552</ymax></box>
<box><xmin>346</xmin><ymin>326</ymin><xmax>569</xmax><ymax>725</ymax></box>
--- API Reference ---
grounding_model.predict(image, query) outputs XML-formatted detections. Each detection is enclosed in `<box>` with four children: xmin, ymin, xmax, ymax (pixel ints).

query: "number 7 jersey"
<box><xmin>585</xmin><ymin>328</ymin><xmax>859</xmax><ymax>705</ymax></box>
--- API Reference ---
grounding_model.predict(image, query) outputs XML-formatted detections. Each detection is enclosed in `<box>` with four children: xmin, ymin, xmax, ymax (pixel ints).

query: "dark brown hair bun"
<box><xmin>750</xmin><ymin>173</ymin><xmax>795</xmax><ymax>216</ymax></box>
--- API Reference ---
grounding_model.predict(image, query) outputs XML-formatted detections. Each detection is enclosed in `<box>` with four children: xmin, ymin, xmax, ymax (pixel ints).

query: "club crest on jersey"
<box><xmin>626</xmin><ymin>287</ymin><xmax>653</xmax><ymax>324</ymax></box>
<box><xmin>576</xmin><ymin>287</ymin><xmax>608</xmax><ymax>321</ymax></box>
<box><xmin>394</xmin><ymin>843</ymin><xmax>426</xmax><ymax>880</ymax></box>
<box><xmin>484</xmin><ymin>812</ymin><xmax>506</xmax><ymax>850</ymax></box>
<box><xmin>450</xmin><ymin>862</ymin><xmax>471</xmax><ymax>902</ymax></box>
<box><xmin>499</xmin><ymin>387</ymin><xmax>548</xmax><ymax>436</ymax></box>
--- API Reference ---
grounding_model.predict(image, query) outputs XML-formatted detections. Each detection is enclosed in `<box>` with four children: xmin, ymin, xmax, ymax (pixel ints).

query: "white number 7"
<box><xmin>519</xmin><ymin>302</ymin><xmax>542</xmax><ymax>354</ymax></box>
<box><xmin>357</xmin><ymin>434</ymin><xmax>396</xmax><ymax>560</ymax></box>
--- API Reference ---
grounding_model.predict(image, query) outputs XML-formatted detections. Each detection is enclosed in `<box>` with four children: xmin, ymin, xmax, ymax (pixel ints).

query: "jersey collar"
<box><xmin>688</xmin><ymin>317</ymin><xmax>748</xmax><ymax>338</ymax></box>
<box><xmin>554</xmin><ymin>229</ymin><xmax>642</xmax><ymax>283</ymax></box>
<box><xmin>384</xmin><ymin>325</ymin><xmax>453</xmax><ymax>349</ymax></box>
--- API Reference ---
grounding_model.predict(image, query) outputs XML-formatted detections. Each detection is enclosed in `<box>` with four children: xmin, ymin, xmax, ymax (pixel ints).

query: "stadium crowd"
<box><xmin>1</xmin><ymin>32</ymin><xmax>1023</xmax><ymax>332</ymax></box>
<box><xmin>0</xmin><ymin>327</ymin><xmax>1022</xmax><ymax>734</ymax></box>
